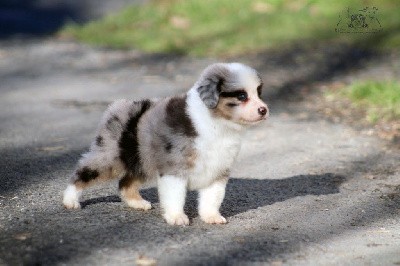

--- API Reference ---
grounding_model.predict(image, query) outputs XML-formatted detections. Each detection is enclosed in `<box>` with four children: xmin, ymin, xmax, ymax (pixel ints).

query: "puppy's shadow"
<box><xmin>80</xmin><ymin>189</ymin><xmax>158</xmax><ymax>209</ymax></box>
<box><xmin>81</xmin><ymin>173</ymin><xmax>345</xmax><ymax>218</ymax></box>
<box><xmin>81</xmin><ymin>195</ymin><xmax>121</xmax><ymax>208</ymax></box>
<box><xmin>222</xmin><ymin>173</ymin><xmax>345</xmax><ymax>217</ymax></box>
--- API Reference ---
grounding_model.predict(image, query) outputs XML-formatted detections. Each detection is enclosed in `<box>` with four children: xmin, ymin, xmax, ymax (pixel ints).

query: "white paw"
<box><xmin>200</xmin><ymin>213</ymin><xmax>227</xmax><ymax>224</ymax></box>
<box><xmin>63</xmin><ymin>185</ymin><xmax>81</xmax><ymax>209</ymax></box>
<box><xmin>63</xmin><ymin>199</ymin><xmax>81</xmax><ymax>209</ymax></box>
<box><xmin>164</xmin><ymin>213</ymin><xmax>189</xmax><ymax>226</ymax></box>
<box><xmin>126</xmin><ymin>199</ymin><xmax>152</xmax><ymax>211</ymax></box>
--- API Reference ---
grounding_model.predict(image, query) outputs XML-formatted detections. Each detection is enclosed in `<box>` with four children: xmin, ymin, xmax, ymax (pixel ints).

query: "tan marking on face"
<box><xmin>212</xmin><ymin>87</ymin><xmax>268</xmax><ymax>124</ymax></box>
<box><xmin>212</xmin><ymin>97</ymin><xmax>237</xmax><ymax>120</ymax></box>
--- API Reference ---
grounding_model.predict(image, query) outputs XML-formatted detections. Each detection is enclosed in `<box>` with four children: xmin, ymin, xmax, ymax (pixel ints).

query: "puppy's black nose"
<box><xmin>258</xmin><ymin>106</ymin><xmax>267</xmax><ymax>116</ymax></box>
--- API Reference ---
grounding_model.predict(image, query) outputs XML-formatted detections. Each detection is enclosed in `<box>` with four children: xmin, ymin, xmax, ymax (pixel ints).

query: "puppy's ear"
<box><xmin>197</xmin><ymin>64</ymin><xmax>229</xmax><ymax>109</ymax></box>
<box><xmin>197</xmin><ymin>78</ymin><xmax>223</xmax><ymax>109</ymax></box>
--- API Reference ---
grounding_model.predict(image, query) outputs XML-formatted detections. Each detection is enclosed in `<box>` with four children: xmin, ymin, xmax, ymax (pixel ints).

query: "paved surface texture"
<box><xmin>0</xmin><ymin>39</ymin><xmax>399</xmax><ymax>265</ymax></box>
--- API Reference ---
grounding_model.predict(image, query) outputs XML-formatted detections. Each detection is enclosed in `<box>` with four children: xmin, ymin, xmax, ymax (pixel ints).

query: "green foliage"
<box><xmin>60</xmin><ymin>0</ymin><xmax>400</xmax><ymax>56</ymax></box>
<box><xmin>340</xmin><ymin>81</ymin><xmax>400</xmax><ymax>122</ymax></box>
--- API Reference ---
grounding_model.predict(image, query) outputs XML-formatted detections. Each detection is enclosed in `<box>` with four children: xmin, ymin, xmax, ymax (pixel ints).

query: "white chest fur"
<box><xmin>186</xmin><ymin>89</ymin><xmax>243</xmax><ymax>190</ymax></box>
<box><xmin>189</xmin><ymin>128</ymin><xmax>241</xmax><ymax>190</ymax></box>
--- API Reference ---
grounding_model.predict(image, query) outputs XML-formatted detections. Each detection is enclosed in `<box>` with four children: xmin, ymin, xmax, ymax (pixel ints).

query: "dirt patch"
<box><xmin>316</xmin><ymin>88</ymin><xmax>400</xmax><ymax>148</ymax></box>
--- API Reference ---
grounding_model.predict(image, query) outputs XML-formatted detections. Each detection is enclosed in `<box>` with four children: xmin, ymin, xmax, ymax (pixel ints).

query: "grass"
<box><xmin>333</xmin><ymin>81</ymin><xmax>400</xmax><ymax>123</ymax></box>
<box><xmin>60</xmin><ymin>0</ymin><xmax>400</xmax><ymax>57</ymax></box>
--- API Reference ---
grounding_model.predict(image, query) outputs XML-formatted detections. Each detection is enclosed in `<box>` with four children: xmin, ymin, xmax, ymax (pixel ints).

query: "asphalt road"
<box><xmin>0</xmin><ymin>39</ymin><xmax>399</xmax><ymax>265</ymax></box>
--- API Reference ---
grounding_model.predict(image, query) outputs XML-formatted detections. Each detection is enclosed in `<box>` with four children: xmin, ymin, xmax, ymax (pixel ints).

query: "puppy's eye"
<box><xmin>237</xmin><ymin>92</ymin><xmax>248</xmax><ymax>101</ymax></box>
<box><xmin>257</xmin><ymin>84</ymin><xmax>263</xmax><ymax>97</ymax></box>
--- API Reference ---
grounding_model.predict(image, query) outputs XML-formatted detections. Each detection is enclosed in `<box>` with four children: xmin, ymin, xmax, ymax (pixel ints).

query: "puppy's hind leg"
<box><xmin>63</xmin><ymin>152</ymin><xmax>114</xmax><ymax>209</ymax></box>
<box><xmin>63</xmin><ymin>183</ymin><xmax>82</xmax><ymax>209</ymax></box>
<box><xmin>119</xmin><ymin>174</ymin><xmax>152</xmax><ymax>211</ymax></box>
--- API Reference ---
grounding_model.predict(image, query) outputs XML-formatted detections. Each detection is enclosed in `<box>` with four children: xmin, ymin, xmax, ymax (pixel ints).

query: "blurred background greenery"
<box><xmin>60</xmin><ymin>0</ymin><xmax>400</xmax><ymax>123</ymax></box>
<box><xmin>61</xmin><ymin>0</ymin><xmax>399</xmax><ymax>56</ymax></box>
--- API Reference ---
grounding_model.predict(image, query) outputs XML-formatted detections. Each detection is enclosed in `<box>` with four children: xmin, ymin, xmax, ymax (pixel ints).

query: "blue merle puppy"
<box><xmin>63</xmin><ymin>63</ymin><xmax>269</xmax><ymax>225</ymax></box>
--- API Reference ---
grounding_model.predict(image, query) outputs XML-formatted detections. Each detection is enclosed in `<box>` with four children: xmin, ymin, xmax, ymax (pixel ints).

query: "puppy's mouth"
<box><xmin>240</xmin><ymin>117</ymin><xmax>267</xmax><ymax>125</ymax></box>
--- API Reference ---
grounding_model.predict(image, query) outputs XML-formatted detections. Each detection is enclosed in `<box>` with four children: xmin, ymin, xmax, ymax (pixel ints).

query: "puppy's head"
<box><xmin>196</xmin><ymin>63</ymin><xmax>269</xmax><ymax>125</ymax></box>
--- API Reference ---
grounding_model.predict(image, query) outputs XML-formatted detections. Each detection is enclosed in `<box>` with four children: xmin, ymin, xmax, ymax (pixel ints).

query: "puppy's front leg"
<box><xmin>198</xmin><ymin>178</ymin><xmax>228</xmax><ymax>224</ymax></box>
<box><xmin>158</xmin><ymin>175</ymin><xmax>189</xmax><ymax>226</ymax></box>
